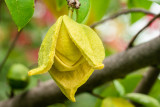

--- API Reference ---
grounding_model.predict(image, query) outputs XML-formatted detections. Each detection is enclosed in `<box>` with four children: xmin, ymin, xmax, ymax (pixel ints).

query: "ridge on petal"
<box><xmin>54</xmin><ymin>55</ymin><xmax>85</xmax><ymax>71</ymax></box>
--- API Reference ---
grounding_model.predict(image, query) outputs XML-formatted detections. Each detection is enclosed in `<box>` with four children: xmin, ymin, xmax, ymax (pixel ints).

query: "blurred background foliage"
<box><xmin>0</xmin><ymin>0</ymin><xmax>160</xmax><ymax>107</ymax></box>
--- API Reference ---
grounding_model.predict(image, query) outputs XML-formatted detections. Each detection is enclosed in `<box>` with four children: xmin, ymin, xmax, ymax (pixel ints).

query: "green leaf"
<box><xmin>55</xmin><ymin>0</ymin><xmax>66</xmax><ymax>11</ymax></box>
<box><xmin>106</xmin><ymin>0</ymin><xmax>121</xmax><ymax>13</ymax></box>
<box><xmin>94</xmin><ymin>84</ymin><xmax>119</xmax><ymax>107</ymax></box>
<box><xmin>65</xmin><ymin>93</ymin><xmax>97</xmax><ymax>107</ymax></box>
<box><xmin>149</xmin><ymin>79</ymin><xmax>160</xmax><ymax>102</ymax></box>
<box><xmin>125</xmin><ymin>93</ymin><xmax>160</xmax><ymax>107</ymax></box>
<box><xmin>5</xmin><ymin>0</ymin><xmax>34</xmax><ymax>31</ymax></box>
<box><xmin>120</xmin><ymin>74</ymin><xmax>142</xmax><ymax>93</ymax></box>
<box><xmin>149</xmin><ymin>0</ymin><xmax>160</xmax><ymax>4</ymax></box>
<box><xmin>73</xmin><ymin>0</ymin><xmax>111</xmax><ymax>24</ymax></box>
<box><xmin>113</xmin><ymin>80</ymin><xmax>126</xmax><ymax>97</ymax></box>
<box><xmin>128</xmin><ymin>0</ymin><xmax>152</xmax><ymax>23</ymax></box>
<box><xmin>101</xmin><ymin>98</ymin><xmax>135</xmax><ymax>107</ymax></box>
<box><xmin>91</xmin><ymin>0</ymin><xmax>111</xmax><ymax>21</ymax></box>
<box><xmin>73</xmin><ymin>0</ymin><xmax>90</xmax><ymax>24</ymax></box>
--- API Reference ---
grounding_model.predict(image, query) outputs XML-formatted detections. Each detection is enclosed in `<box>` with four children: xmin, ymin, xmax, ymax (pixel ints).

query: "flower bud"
<box><xmin>28</xmin><ymin>15</ymin><xmax>105</xmax><ymax>102</ymax></box>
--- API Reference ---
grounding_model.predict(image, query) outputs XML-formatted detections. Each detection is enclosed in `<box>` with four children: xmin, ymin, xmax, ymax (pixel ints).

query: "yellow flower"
<box><xmin>28</xmin><ymin>15</ymin><xmax>105</xmax><ymax>102</ymax></box>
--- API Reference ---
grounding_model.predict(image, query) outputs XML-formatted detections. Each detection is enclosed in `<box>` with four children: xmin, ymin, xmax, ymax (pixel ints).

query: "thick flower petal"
<box><xmin>63</xmin><ymin>15</ymin><xmax>105</xmax><ymax>69</ymax></box>
<box><xmin>49</xmin><ymin>61</ymin><xmax>94</xmax><ymax>102</ymax></box>
<box><xmin>28</xmin><ymin>16</ymin><xmax>63</xmax><ymax>76</ymax></box>
<box><xmin>81</xmin><ymin>24</ymin><xmax>105</xmax><ymax>69</ymax></box>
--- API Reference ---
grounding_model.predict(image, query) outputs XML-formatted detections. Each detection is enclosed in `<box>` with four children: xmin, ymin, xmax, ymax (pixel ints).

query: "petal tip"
<box><xmin>70</xmin><ymin>97</ymin><xmax>76</xmax><ymax>102</ymax></box>
<box><xmin>63</xmin><ymin>15</ymin><xmax>68</xmax><ymax>18</ymax></box>
<box><xmin>94</xmin><ymin>64</ymin><xmax>104</xmax><ymax>70</ymax></box>
<box><xmin>28</xmin><ymin>71</ymin><xmax>34</xmax><ymax>76</ymax></box>
<box><xmin>62</xmin><ymin>88</ymin><xmax>77</xmax><ymax>102</ymax></box>
<box><xmin>28</xmin><ymin>69</ymin><xmax>39</xmax><ymax>76</ymax></box>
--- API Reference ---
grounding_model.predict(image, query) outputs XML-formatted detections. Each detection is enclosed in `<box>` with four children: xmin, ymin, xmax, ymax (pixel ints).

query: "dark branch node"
<box><xmin>66</xmin><ymin>0</ymin><xmax>81</xmax><ymax>9</ymax></box>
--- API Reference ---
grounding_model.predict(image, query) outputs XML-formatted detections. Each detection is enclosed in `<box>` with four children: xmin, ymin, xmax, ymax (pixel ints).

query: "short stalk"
<box><xmin>68</xmin><ymin>7</ymin><xmax>74</xmax><ymax>18</ymax></box>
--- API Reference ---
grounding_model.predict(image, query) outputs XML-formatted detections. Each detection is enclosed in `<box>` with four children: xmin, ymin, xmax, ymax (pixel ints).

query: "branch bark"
<box><xmin>131</xmin><ymin>66</ymin><xmax>160</xmax><ymax>107</ymax></box>
<box><xmin>134</xmin><ymin>66</ymin><xmax>160</xmax><ymax>94</ymax></box>
<box><xmin>90</xmin><ymin>8</ymin><xmax>156</xmax><ymax>28</ymax></box>
<box><xmin>0</xmin><ymin>37</ymin><xmax>160</xmax><ymax>107</ymax></box>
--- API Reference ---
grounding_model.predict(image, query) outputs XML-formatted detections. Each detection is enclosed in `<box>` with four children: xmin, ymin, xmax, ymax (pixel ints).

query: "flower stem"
<box><xmin>68</xmin><ymin>7</ymin><xmax>74</xmax><ymax>18</ymax></box>
<box><xmin>75</xmin><ymin>9</ymin><xmax>78</xmax><ymax>22</ymax></box>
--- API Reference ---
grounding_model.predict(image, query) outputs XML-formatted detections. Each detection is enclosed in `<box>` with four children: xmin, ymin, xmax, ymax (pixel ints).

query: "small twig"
<box><xmin>88</xmin><ymin>91</ymin><xmax>104</xmax><ymax>99</ymax></box>
<box><xmin>75</xmin><ymin>9</ymin><xmax>78</xmax><ymax>21</ymax></box>
<box><xmin>68</xmin><ymin>7</ymin><xmax>74</xmax><ymax>18</ymax></box>
<box><xmin>127</xmin><ymin>14</ymin><xmax>160</xmax><ymax>49</ymax></box>
<box><xmin>10</xmin><ymin>88</ymin><xmax>14</xmax><ymax>98</ymax></box>
<box><xmin>90</xmin><ymin>8</ymin><xmax>155</xmax><ymax>28</ymax></box>
<box><xmin>0</xmin><ymin>30</ymin><xmax>22</xmax><ymax>72</ymax></box>
<box><xmin>131</xmin><ymin>66</ymin><xmax>160</xmax><ymax>106</ymax></box>
<box><xmin>66</xmin><ymin>0</ymin><xmax>81</xmax><ymax>9</ymax></box>
<box><xmin>134</xmin><ymin>66</ymin><xmax>160</xmax><ymax>94</ymax></box>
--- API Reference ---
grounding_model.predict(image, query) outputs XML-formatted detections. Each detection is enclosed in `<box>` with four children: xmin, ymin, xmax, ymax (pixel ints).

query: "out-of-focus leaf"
<box><xmin>120</xmin><ymin>74</ymin><xmax>142</xmax><ymax>93</ymax></box>
<box><xmin>113</xmin><ymin>80</ymin><xmax>126</xmax><ymax>97</ymax></box>
<box><xmin>95</xmin><ymin>84</ymin><xmax>119</xmax><ymax>107</ymax></box>
<box><xmin>128</xmin><ymin>0</ymin><xmax>152</xmax><ymax>23</ymax></box>
<box><xmin>85</xmin><ymin>0</ymin><xmax>111</xmax><ymax>25</ymax></box>
<box><xmin>0</xmin><ymin>82</ymin><xmax>10</xmax><ymax>100</ymax></box>
<box><xmin>48</xmin><ymin>103</ymin><xmax>66</xmax><ymax>107</ymax></box>
<box><xmin>72</xmin><ymin>0</ymin><xmax>90</xmax><ymax>24</ymax></box>
<box><xmin>43</xmin><ymin>0</ymin><xmax>68</xmax><ymax>18</ymax></box>
<box><xmin>125</xmin><ymin>93</ymin><xmax>160</xmax><ymax>107</ymax></box>
<box><xmin>149</xmin><ymin>0</ymin><xmax>160</xmax><ymax>4</ymax></box>
<box><xmin>95</xmin><ymin>74</ymin><xmax>142</xmax><ymax>107</ymax></box>
<box><xmin>65</xmin><ymin>93</ymin><xmax>97</xmax><ymax>107</ymax></box>
<box><xmin>149</xmin><ymin>79</ymin><xmax>160</xmax><ymax>102</ymax></box>
<box><xmin>55</xmin><ymin>0</ymin><xmax>66</xmax><ymax>11</ymax></box>
<box><xmin>101</xmin><ymin>98</ymin><xmax>135</xmax><ymax>107</ymax></box>
<box><xmin>5</xmin><ymin>0</ymin><xmax>34</xmax><ymax>31</ymax></box>
<box><xmin>106</xmin><ymin>0</ymin><xmax>121</xmax><ymax>14</ymax></box>
<box><xmin>90</xmin><ymin>0</ymin><xmax>111</xmax><ymax>21</ymax></box>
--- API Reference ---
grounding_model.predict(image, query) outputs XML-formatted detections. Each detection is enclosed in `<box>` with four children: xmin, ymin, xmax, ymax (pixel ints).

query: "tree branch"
<box><xmin>131</xmin><ymin>66</ymin><xmax>160</xmax><ymax>107</ymax></box>
<box><xmin>90</xmin><ymin>8</ymin><xmax>156</xmax><ymax>28</ymax></box>
<box><xmin>126</xmin><ymin>14</ymin><xmax>160</xmax><ymax>98</ymax></box>
<box><xmin>134</xmin><ymin>66</ymin><xmax>160</xmax><ymax>94</ymax></box>
<box><xmin>0</xmin><ymin>30</ymin><xmax>22</xmax><ymax>72</ymax></box>
<box><xmin>127</xmin><ymin>14</ymin><xmax>160</xmax><ymax>49</ymax></box>
<box><xmin>0</xmin><ymin>37</ymin><xmax>160</xmax><ymax>107</ymax></box>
